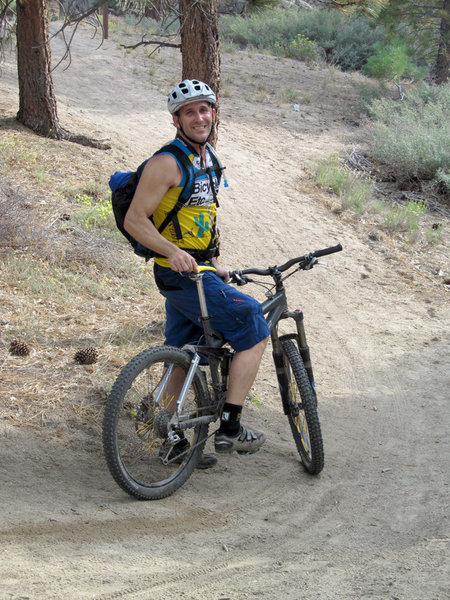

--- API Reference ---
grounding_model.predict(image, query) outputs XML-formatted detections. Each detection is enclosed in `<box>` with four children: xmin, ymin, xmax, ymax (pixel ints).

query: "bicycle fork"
<box><xmin>271</xmin><ymin>310</ymin><xmax>316</xmax><ymax>415</ymax></box>
<box><xmin>289</xmin><ymin>309</ymin><xmax>316</xmax><ymax>392</ymax></box>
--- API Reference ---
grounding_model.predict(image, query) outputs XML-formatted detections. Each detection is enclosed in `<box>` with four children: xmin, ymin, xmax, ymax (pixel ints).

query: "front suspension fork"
<box><xmin>290</xmin><ymin>309</ymin><xmax>316</xmax><ymax>391</ymax></box>
<box><xmin>271</xmin><ymin>310</ymin><xmax>316</xmax><ymax>415</ymax></box>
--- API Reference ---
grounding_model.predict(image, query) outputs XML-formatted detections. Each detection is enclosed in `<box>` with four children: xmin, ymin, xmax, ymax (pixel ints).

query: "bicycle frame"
<box><xmin>170</xmin><ymin>266</ymin><xmax>316</xmax><ymax>432</ymax></box>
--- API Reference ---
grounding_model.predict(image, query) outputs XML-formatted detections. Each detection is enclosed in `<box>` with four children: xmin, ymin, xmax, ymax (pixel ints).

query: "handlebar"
<box><xmin>229</xmin><ymin>243</ymin><xmax>342</xmax><ymax>284</ymax></box>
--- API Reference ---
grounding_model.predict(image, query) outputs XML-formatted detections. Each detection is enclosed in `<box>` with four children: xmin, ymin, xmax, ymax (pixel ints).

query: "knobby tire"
<box><xmin>280</xmin><ymin>339</ymin><xmax>324</xmax><ymax>475</ymax></box>
<box><xmin>102</xmin><ymin>346</ymin><xmax>209</xmax><ymax>500</ymax></box>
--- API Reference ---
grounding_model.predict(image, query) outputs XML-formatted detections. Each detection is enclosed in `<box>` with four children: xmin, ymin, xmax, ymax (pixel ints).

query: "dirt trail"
<box><xmin>0</xmin><ymin>24</ymin><xmax>449</xmax><ymax>600</ymax></box>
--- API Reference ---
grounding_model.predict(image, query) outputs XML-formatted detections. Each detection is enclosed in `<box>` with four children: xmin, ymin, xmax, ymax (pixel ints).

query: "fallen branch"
<box><xmin>121</xmin><ymin>37</ymin><xmax>180</xmax><ymax>52</ymax></box>
<box><xmin>344</xmin><ymin>145</ymin><xmax>374</xmax><ymax>173</ymax></box>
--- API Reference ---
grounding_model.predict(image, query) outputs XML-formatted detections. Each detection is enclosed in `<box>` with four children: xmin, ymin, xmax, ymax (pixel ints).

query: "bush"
<box><xmin>362</xmin><ymin>83</ymin><xmax>450</xmax><ymax>183</ymax></box>
<box><xmin>220</xmin><ymin>7</ymin><xmax>385</xmax><ymax>71</ymax></box>
<box><xmin>363</xmin><ymin>39</ymin><xmax>425</xmax><ymax>85</ymax></box>
<box><xmin>220</xmin><ymin>7</ymin><xmax>302</xmax><ymax>53</ymax></box>
<box><xmin>294</xmin><ymin>9</ymin><xmax>384</xmax><ymax>72</ymax></box>
<box><xmin>316</xmin><ymin>155</ymin><xmax>373</xmax><ymax>212</ymax></box>
<box><xmin>285</xmin><ymin>33</ymin><xmax>322</xmax><ymax>65</ymax></box>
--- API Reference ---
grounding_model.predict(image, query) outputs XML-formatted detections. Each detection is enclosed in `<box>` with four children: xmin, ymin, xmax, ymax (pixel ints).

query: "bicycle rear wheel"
<box><xmin>102</xmin><ymin>346</ymin><xmax>210</xmax><ymax>500</ymax></box>
<box><xmin>280</xmin><ymin>339</ymin><xmax>324</xmax><ymax>474</ymax></box>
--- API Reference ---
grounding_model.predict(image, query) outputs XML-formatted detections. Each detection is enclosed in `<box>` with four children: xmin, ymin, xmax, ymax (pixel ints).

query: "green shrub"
<box><xmin>73</xmin><ymin>193</ymin><xmax>117</xmax><ymax>234</ymax></box>
<box><xmin>425</xmin><ymin>224</ymin><xmax>444</xmax><ymax>244</ymax></box>
<box><xmin>340</xmin><ymin>178</ymin><xmax>373</xmax><ymax>212</ymax></box>
<box><xmin>435</xmin><ymin>168</ymin><xmax>450</xmax><ymax>193</ymax></box>
<box><xmin>220</xmin><ymin>7</ymin><xmax>385</xmax><ymax>71</ymax></box>
<box><xmin>362</xmin><ymin>83</ymin><xmax>450</xmax><ymax>182</ymax></box>
<box><xmin>285</xmin><ymin>33</ymin><xmax>322</xmax><ymax>65</ymax></box>
<box><xmin>294</xmin><ymin>8</ymin><xmax>384</xmax><ymax>72</ymax></box>
<box><xmin>363</xmin><ymin>39</ymin><xmax>425</xmax><ymax>88</ymax></box>
<box><xmin>316</xmin><ymin>155</ymin><xmax>373</xmax><ymax>212</ymax></box>
<box><xmin>220</xmin><ymin>7</ymin><xmax>301</xmax><ymax>53</ymax></box>
<box><xmin>381</xmin><ymin>200</ymin><xmax>428</xmax><ymax>242</ymax></box>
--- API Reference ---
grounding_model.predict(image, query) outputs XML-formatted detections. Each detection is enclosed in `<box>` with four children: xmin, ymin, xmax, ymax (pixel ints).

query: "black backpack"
<box><xmin>109</xmin><ymin>141</ymin><xmax>224</xmax><ymax>260</ymax></box>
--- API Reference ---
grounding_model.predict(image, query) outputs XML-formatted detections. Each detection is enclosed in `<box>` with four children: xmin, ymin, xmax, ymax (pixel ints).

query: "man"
<box><xmin>124</xmin><ymin>79</ymin><xmax>270</xmax><ymax>468</ymax></box>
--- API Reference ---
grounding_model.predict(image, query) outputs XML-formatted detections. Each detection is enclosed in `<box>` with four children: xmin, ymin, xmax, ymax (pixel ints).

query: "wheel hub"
<box><xmin>152</xmin><ymin>408</ymin><xmax>172</xmax><ymax>438</ymax></box>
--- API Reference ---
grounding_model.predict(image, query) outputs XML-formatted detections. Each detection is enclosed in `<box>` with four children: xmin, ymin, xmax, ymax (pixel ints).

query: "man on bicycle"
<box><xmin>124</xmin><ymin>79</ymin><xmax>270</xmax><ymax>468</ymax></box>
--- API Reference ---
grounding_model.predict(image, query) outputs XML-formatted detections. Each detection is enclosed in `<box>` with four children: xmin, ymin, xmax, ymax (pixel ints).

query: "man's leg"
<box><xmin>215</xmin><ymin>337</ymin><xmax>269</xmax><ymax>454</ymax></box>
<box><xmin>226</xmin><ymin>337</ymin><xmax>268</xmax><ymax>407</ymax></box>
<box><xmin>155</xmin><ymin>267</ymin><xmax>270</xmax><ymax>455</ymax></box>
<box><xmin>158</xmin><ymin>299</ymin><xmax>218</xmax><ymax>469</ymax></box>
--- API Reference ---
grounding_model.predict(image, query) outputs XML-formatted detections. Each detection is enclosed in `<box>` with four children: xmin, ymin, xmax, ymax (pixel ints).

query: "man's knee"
<box><xmin>251</xmin><ymin>335</ymin><xmax>269</xmax><ymax>354</ymax></box>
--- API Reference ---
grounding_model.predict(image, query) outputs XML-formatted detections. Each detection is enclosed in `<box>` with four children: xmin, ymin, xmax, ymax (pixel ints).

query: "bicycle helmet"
<box><xmin>168</xmin><ymin>79</ymin><xmax>216</xmax><ymax>114</ymax></box>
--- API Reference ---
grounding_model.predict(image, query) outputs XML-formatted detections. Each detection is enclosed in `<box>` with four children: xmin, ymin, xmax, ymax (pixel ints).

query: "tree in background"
<box><xmin>7</xmin><ymin>0</ymin><xmax>109</xmax><ymax>145</ymax></box>
<box><xmin>364</xmin><ymin>39</ymin><xmax>425</xmax><ymax>98</ymax></box>
<box><xmin>376</xmin><ymin>0</ymin><xmax>449</xmax><ymax>83</ymax></box>
<box><xmin>2</xmin><ymin>0</ymin><xmax>222</xmax><ymax>144</ymax></box>
<box><xmin>15</xmin><ymin>0</ymin><xmax>66</xmax><ymax>137</ymax></box>
<box><xmin>116</xmin><ymin>1</ymin><xmax>222</xmax><ymax>144</ymax></box>
<box><xmin>321</xmin><ymin>0</ymin><xmax>448</xmax><ymax>83</ymax></box>
<box><xmin>179</xmin><ymin>0</ymin><xmax>221</xmax><ymax>145</ymax></box>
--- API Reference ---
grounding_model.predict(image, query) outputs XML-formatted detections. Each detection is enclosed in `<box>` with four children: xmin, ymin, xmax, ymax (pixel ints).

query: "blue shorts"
<box><xmin>154</xmin><ymin>264</ymin><xmax>270</xmax><ymax>353</ymax></box>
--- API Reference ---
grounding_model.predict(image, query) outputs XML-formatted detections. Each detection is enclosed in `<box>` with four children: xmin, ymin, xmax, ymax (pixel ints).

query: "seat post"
<box><xmin>190</xmin><ymin>273</ymin><xmax>214</xmax><ymax>340</ymax></box>
<box><xmin>194</xmin><ymin>273</ymin><xmax>209</xmax><ymax>319</ymax></box>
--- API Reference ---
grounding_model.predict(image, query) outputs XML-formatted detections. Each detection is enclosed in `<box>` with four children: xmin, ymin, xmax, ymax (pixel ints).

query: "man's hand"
<box><xmin>213</xmin><ymin>263</ymin><xmax>230</xmax><ymax>283</ymax></box>
<box><xmin>168</xmin><ymin>248</ymin><xmax>198</xmax><ymax>273</ymax></box>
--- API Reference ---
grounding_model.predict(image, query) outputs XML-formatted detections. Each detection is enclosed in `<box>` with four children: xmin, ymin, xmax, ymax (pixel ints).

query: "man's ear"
<box><xmin>172</xmin><ymin>114</ymin><xmax>179</xmax><ymax>128</ymax></box>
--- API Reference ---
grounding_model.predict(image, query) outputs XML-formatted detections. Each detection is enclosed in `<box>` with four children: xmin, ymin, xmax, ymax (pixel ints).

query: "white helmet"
<box><xmin>168</xmin><ymin>79</ymin><xmax>216</xmax><ymax>114</ymax></box>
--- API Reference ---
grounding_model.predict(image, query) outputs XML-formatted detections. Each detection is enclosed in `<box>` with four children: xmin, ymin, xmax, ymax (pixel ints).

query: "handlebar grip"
<box><xmin>196</xmin><ymin>265</ymin><xmax>217</xmax><ymax>274</ymax></box>
<box><xmin>313</xmin><ymin>243</ymin><xmax>343</xmax><ymax>258</ymax></box>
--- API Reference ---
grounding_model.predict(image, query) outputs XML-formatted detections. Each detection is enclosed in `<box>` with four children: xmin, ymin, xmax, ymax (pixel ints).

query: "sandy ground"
<box><xmin>1</xmin><ymin>21</ymin><xmax>449</xmax><ymax>600</ymax></box>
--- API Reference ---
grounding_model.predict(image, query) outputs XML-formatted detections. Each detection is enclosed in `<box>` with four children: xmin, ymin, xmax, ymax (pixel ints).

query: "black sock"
<box><xmin>219</xmin><ymin>403</ymin><xmax>242</xmax><ymax>436</ymax></box>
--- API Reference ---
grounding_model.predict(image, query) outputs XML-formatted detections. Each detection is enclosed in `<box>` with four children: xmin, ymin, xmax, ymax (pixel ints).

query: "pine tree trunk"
<box><xmin>179</xmin><ymin>0</ymin><xmax>221</xmax><ymax>146</ymax></box>
<box><xmin>435</xmin><ymin>0</ymin><xmax>449</xmax><ymax>83</ymax></box>
<box><xmin>16</xmin><ymin>0</ymin><xmax>67</xmax><ymax>138</ymax></box>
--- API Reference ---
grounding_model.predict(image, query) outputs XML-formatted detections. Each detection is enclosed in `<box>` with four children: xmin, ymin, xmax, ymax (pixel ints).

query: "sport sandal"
<box><xmin>214</xmin><ymin>426</ymin><xmax>266</xmax><ymax>455</ymax></box>
<box><xmin>160</xmin><ymin>437</ymin><xmax>217</xmax><ymax>470</ymax></box>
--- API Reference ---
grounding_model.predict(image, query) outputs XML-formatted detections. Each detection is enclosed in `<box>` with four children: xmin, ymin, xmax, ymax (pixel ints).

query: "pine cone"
<box><xmin>9</xmin><ymin>339</ymin><xmax>31</xmax><ymax>357</ymax></box>
<box><xmin>74</xmin><ymin>346</ymin><xmax>99</xmax><ymax>365</ymax></box>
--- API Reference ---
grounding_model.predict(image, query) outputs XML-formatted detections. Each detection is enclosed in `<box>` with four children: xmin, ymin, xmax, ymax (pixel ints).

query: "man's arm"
<box><xmin>124</xmin><ymin>153</ymin><xmax>198</xmax><ymax>272</ymax></box>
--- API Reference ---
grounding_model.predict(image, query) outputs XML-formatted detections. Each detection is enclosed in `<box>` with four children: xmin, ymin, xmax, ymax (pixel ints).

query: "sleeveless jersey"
<box><xmin>153</xmin><ymin>141</ymin><xmax>220</xmax><ymax>268</ymax></box>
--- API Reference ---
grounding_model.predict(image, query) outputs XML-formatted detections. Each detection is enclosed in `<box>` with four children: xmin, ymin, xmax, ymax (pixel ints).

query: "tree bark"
<box><xmin>179</xmin><ymin>0</ymin><xmax>221</xmax><ymax>146</ymax></box>
<box><xmin>435</xmin><ymin>0</ymin><xmax>449</xmax><ymax>83</ymax></box>
<box><xmin>16</xmin><ymin>0</ymin><xmax>67</xmax><ymax>138</ymax></box>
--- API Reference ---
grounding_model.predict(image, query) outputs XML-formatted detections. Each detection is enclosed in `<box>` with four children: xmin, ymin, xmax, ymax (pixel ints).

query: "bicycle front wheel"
<box><xmin>102</xmin><ymin>346</ymin><xmax>210</xmax><ymax>500</ymax></box>
<box><xmin>280</xmin><ymin>339</ymin><xmax>324</xmax><ymax>475</ymax></box>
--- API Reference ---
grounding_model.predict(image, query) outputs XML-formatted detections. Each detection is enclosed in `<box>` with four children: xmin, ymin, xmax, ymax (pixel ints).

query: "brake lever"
<box><xmin>304</xmin><ymin>256</ymin><xmax>318</xmax><ymax>270</ymax></box>
<box><xmin>230</xmin><ymin>271</ymin><xmax>249</xmax><ymax>286</ymax></box>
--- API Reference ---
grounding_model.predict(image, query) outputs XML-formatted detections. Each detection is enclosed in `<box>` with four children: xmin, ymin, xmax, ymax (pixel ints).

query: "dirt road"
<box><xmin>0</xmin><ymin>23</ymin><xmax>448</xmax><ymax>600</ymax></box>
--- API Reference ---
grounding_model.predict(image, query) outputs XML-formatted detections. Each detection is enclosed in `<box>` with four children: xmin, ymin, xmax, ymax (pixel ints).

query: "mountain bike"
<box><xmin>102</xmin><ymin>243</ymin><xmax>343</xmax><ymax>500</ymax></box>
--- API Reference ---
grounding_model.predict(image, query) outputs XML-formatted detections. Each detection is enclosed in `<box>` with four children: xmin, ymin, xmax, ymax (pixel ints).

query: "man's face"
<box><xmin>174</xmin><ymin>100</ymin><xmax>215</xmax><ymax>144</ymax></box>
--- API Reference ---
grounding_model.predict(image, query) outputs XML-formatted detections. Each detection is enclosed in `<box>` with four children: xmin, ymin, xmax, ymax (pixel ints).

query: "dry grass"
<box><xmin>0</xmin><ymin>121</ymin><xmax>166</xmax><ymax>432</ymax></box>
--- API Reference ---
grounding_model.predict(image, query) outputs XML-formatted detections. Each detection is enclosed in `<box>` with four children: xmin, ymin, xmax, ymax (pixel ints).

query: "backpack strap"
<box><xmin>150</xmin><ymin>143</ymin><xmax>197</xmax><ymax>240</ymax></box>
<box><xmin>136</xmin><ymin>141</ymin><xmax>224</xmax><ymax>247</ymax></box>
